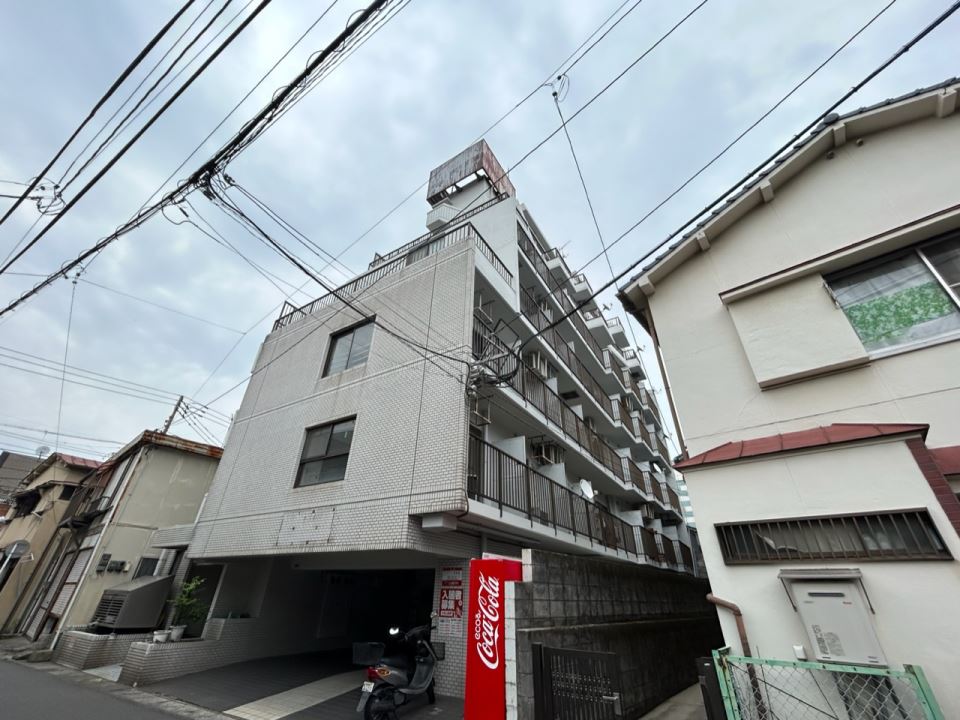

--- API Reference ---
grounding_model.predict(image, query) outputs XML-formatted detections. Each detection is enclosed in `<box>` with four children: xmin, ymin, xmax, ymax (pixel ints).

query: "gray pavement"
<box><xmin>0</xmin><ymin>657</ymin><xmax>226</xmax><ymax>720</ymax></box>
<box><xmin>638</xmin><ymin>684</ymin><xmax>707</xmax><ymax>720</ymax></box>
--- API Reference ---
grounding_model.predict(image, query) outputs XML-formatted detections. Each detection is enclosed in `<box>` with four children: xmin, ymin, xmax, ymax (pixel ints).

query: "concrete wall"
<box><xmin>684</xmin><ymin>439</ymin><xmax>960</xmax><ymax>718</ymax></box>
<box><xmin>644</xmin><ymin>112</ymin><xmax>960</xmax><ymax>452</ymax></box>
<box><xmin>190</xmin><ymin>240</ymin><xmax>477</xmax><ymax>560</ymax></box>
<box><xmin>506</xmin><ymin>549</ymin><xmax>720</xmax><ymax>720</ymax></box>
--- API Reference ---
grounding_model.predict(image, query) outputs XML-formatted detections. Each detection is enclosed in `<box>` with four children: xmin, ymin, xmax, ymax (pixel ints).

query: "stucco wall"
<box><xmin>190</xmin><ymin>240</ymin><xmax>477</xmax><ymax>559</ymax></box>
<box><xmin>646</xmin><ymin>112</ymin><xmax>960</xmax><ymax>452</ymax></box>
<box><xmin>683</xmin><ymin>439</ymin><xmax>960</xmax><ymax>717</ymax></box>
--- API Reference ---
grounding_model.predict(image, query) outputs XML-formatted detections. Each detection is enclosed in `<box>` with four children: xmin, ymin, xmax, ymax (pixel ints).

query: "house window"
<box><xmin>323</xmin><ymin>320</ymin><xmax>374</xmax><ymax>376</ymax></box>
<box><xmin>133</xmin><ymin>557</ymin><xmax>159</xmax><ymax>579</ymax></box>
<box><xmin>296</xmin><ymin>418</ymin><xmax>356</xmax><ymax>487</ymax></box>
<box><xmin>716</xmin><ymin>509</ymin><xmax>950</xmax><ymax>564</ymax></box>
<box><xmin>826</xmin><ymin>232</ymin><xmax>960</xmax><ymax>354</ymax></box>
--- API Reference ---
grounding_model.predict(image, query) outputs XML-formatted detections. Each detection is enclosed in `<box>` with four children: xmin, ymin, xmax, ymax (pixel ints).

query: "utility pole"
<box><xmin>161</xmin><ymin>395</ymin><xmax>184</xmax><ymax>434</ymax></box>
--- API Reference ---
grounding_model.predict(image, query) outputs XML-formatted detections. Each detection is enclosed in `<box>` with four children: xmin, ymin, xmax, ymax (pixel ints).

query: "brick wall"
<box><xmin>506</xmin><ymin>549</ymin><xmax>721</xmax><ymax>720</ymax></box>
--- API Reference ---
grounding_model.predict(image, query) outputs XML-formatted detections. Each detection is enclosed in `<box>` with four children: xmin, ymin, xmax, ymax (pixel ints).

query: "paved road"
<box><xmin>0</xmin><ymin>659</ymin><xmax>213</xmax><ymax>719</ymax></box>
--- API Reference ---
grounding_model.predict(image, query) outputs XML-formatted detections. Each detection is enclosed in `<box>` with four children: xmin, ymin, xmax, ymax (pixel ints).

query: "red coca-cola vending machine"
<box><xmin>464</xmin><ymin>556</ymin><xmax>523</xmax><ymax>720</ymax></box>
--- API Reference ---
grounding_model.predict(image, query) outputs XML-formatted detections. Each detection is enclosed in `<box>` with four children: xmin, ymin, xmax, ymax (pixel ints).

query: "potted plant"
<box><xmin>167</xmin><ymin>577</ymin><xmax>207</xmax><ymax>642</ymax></box>
<box><xmin>153</xmin><ymin>629</ymin><xmax>170</xmax><ymax>643</ymax></box>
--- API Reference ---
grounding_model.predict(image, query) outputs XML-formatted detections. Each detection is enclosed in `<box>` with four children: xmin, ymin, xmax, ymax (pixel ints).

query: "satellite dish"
<box><xmin>4</xmin><ymin>540</ymin><xmax>30</xmax><ymax>559</ymax></box>
<box><xmin>36</xmin><ymin>445</ymin><xmax>50</xmax><ymax>458</ymax></box>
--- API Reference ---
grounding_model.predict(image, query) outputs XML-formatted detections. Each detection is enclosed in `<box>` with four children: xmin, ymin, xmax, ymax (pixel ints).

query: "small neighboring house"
<box><xmin>18</xmin><ymin>431</ymin><xmax>220</xmax><ymax>642</ymax></box>
<box><xmin>619</xmin><ymin>79</ymin><xmax>960</xmax><ymax>714</ymax></box>
<box><xmin>0</xmin><ymin>453</ymin><xmax>100</xmax><ymax>633</ymax></box>
<box><xmin>0</xmin><ymin>450</ymin><xmax>42</xmax><ymax>517</ymax></box>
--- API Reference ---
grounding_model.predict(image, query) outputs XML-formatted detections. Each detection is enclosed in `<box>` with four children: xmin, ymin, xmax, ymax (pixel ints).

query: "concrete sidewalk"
<box><xmin>639</xmin><ymin>684</ymin><xmax>706</xmax><ymax>720</ymax></box>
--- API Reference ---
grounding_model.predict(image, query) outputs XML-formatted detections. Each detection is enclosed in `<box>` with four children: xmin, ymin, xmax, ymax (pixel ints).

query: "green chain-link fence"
<box><xmin>712</xmin><ymin>648</ymin><xmax>944</xmax><ymax>720</ymax></box>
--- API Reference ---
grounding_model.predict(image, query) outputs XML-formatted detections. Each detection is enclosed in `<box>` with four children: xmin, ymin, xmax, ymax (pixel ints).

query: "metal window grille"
<box><xmin>716</xmin><ymin>509</ymin><xmax>950</xmax><ymax>564</ymax></box>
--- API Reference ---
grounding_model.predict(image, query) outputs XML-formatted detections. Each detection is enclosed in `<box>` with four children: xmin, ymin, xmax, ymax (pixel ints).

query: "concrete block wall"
<box><xmin>54</xmin><ymin>631</ymin><xmax>153</xmax><ymax>670</ymax></box>
<box><xmin>508</xmin><ymin>549</ymin><xmax>722</xmax><ymax>720</ymax></box>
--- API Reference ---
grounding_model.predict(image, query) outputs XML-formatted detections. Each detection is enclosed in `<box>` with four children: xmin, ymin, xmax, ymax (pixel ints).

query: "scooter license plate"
<box><xmin>361</xmin><ymin>681</ymin><xmax>375</xmax><ymax>692</ymax></box>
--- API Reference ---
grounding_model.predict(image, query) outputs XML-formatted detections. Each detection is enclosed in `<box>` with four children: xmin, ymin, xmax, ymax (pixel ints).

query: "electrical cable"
<box><xmin>54</xmin><ymin>0</ymin><xmax>223</xmax><ymax>190</ymax></box>
<box><xmin>0</xmin><ymin>0</ymin><xmax>389</xmax><ymax>316</ymax></box>
<box><xmin>0</xmin><ymin>0</ymin><xmax>199</xmax><ymax>229</ymax></box>
<box><xmin>510</xmin><ymin>0</ymin><xmax>939</xmax><ymax>370</ymax></box>
<box><xmin>59</xmin><ymin>0</ymin><xmax>250</xmax><ymax>193</ymax></box>
<box><xmin>0</xmin><ymin>422</ymin><xmax>124</xmax><ymax>445</ymax></box>
<box><xmin>0</xmin><ymin>0</ymin><xmax>277</xmax><ymax>278</ymax></box>
<box><xmin>53</xmin><ymin>273</ymin><xmax>79</xmax><ymax>464</ymax></box>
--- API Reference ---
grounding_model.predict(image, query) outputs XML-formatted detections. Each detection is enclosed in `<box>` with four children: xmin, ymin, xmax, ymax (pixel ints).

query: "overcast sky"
<box><xmin>0</xmin><ymin>0</ymin><xmax>956</xmax><ymax>461</ymax></box>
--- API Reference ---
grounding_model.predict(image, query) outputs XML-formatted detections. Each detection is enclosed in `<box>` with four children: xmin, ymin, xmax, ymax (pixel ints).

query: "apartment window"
<box><xmin>133</xmin><ymin>557</ymin><xmax>159</xmax><ymax>579</ymax></box>
<box><xmin>716</xmin><ymin>509</ymin><xmax>950</xmax><ymax>564</ymax></box>
<box><xmin>323</xmin><ymin>320</ymin><xmax>374</xmax><ymax>376</ymax></box>
<box><xmin>826</xmin><ymin>233</ymin><xmax>960</xmax><ymax>355</ymax></box>
<box><xmin>296</xmin><ymin>418</ymin><xmax>355</xmax><ymax>487</ymax></box>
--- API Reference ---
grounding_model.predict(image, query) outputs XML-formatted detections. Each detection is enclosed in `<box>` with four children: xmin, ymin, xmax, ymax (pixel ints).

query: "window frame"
<box><xmin>322</xmin><ymin>318</ymin><xmax>375</xmax><ymax>377</ymax></box>
<box><xmin>294</xmin><ymin>416</ymin><xmax>357</xmax><ymax>488</ymax></box>
<box><xmin>715</xmin><ymin>508</ymin><xmax>951</xmax><ymax>564</ymax></box>
<box><xmin>825</xmin><ymin>231</ymin><xmax>960</xmax><ymax>358</ymax></box>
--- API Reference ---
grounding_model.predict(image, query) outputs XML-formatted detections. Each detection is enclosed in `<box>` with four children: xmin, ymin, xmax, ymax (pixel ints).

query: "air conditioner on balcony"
<box><xmin>526</xmin><ymin>351</ymin><xmax>551</xmax><ymax>379</ymax></box>
<box><xmin>531</xmin><ymin>442</ymin><xmax>563</xmax><ymax>466</ymax></box>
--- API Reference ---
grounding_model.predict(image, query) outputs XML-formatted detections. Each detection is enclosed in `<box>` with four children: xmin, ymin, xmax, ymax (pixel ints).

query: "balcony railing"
<box><xmin>275</xmin><ymin>222</ymin><xmax>511</xmax><ymax>330</ymax></box>
<box><xmin>468</xmin><ymin>437</ymin><xmax>637</xmax><ymax>556</ymax></box>
<box><xmin>635</xmin><ymin>383</ymin><xmax>662</xmax><ymax>426</ymax></box>
<box><xmin>473</xmin><ymin>322</ymin><xmax>627</xmax><ymax>486</ymax></box>
<box><xmin>517</xmin><ymin>227</ymin><xmax>606</xmax><ymax>367</ymax></box>
<box><xmin>519</xmin><ymin>288</ymin><xmax>614</xmax><ymax>425</ymax></box>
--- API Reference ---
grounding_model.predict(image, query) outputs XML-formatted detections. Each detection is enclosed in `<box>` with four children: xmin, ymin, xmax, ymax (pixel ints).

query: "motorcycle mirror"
<box><xmin>388</xmin><ymin>627</ymin><xmax>400</xmax><ymax>636</ymax></box>
<box><xmin>430</xmin><ymin>611</ymin><xmax>438</xmax><ymax>619</ymax></box>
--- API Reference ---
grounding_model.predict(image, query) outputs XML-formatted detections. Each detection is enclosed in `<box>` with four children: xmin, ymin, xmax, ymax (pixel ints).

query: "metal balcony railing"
<box><xmin>369</xmin><ymin>196</ymin><xmax>506</xmax><ymax>269</ymax></box>
<box><xmin>472</xmin><ymin>322</ymin><xmax>626</xmax><ymax>486</ymax></box>
<box><xmin>518</xmin><ymin>289</ymin><xmax>613</xmax><ymax>424</ymax></box>
<box><xmin>468</xmin><ymin>437</ymin><xmax>637</xmax><ymax>556</ymax></box>
<box><xmin>517</xmin><ymin>227</ymin><xmax>607</xmax><ymax>367</ymax></box>
<box><xmin>275</xmin><ymin>222</ymin><xmax>511</xmax><ymax>330</ymax></box>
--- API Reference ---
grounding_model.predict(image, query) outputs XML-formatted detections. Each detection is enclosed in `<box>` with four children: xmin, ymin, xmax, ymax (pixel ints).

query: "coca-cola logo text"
<box><xmin>473</xmin><ymin>572</ymin><xmax>501</xmax><ymax>670</ymax></box>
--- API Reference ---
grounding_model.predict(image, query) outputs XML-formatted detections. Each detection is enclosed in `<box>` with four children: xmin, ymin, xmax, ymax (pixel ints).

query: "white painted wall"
<box><xmin>643</xmin><ymin>112</ymin><xmax>960</xmax><ymax>453</ymax></box>
<box><xmin>685</xmin><ymin>439</ymin><xmax>960</xmax><ymax>716</ymax></box>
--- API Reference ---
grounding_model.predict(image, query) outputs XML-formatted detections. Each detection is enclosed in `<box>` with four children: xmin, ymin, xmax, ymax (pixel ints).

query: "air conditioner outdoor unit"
<box><xmin>91</xmin><ymin>575</ymin><xmax>174</xmax><ymax>630</ymax></box>
<box><xmin>532</xmin><ymin>442</ymin><xmax>563</xmax><ymax>466</ymax></box>
<box><xmin>526</xmin><ymin>351</ymin><xmax>551</xmax><ymax>379</ymax></box>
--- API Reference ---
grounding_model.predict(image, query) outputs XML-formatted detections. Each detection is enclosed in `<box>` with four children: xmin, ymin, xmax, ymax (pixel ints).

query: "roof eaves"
<box><xmin>620</xmin><ymin>78</ymin><xmax>960</xmax><ymax>298</ymax></box>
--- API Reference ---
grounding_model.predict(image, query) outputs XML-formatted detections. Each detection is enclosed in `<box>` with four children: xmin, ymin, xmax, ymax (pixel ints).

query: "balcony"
<box><xmin>468</xmin><ymin>437</ymin><xmax>689</xmax><ymax>571</ymax></box>
<box><xmin>276</xmin><ymin>222</ymin><xmax>512</xmax><ymax>331</ymax></box>
<box><xmin>543</xmin><ymin>247</ymin><xmax>573</xmax><ymax>280</ymax></box>
<box><xmin>473</xmin><ymin>326</ymin><xmax>630</xmax><ymax>489</ymax></box>
<box><xmin>570</xmin><ymin>273</ymin><xmax>592</xmax><ymax>300</ymax></box>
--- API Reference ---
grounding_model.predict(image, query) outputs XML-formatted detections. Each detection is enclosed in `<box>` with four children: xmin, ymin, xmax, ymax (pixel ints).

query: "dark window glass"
<box><xmin>296</xmin><ymin>418</ymin><xmax>356</xmax><ymax>487</ymax></box>
<box><xmin>134</xmin><ymin>557</ymin><xmax>159</xmax><ymax>579</ymax></box>
<box><xmin>716</xmin><ymin>510</ymin><xmax>950</xmax><ymax>564</ymax></box>
<box><xmin>323</xmin><ymin>320</ymin><xmax>375</xmax><ymax>376</ymax></box>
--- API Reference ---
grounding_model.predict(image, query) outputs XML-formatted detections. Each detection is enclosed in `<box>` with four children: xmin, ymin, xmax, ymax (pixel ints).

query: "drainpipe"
<box><xmin>707</xmin><ymin>594</ymin><xmax>768</xmax><ymax>720</ymax></box>
<box><xmin>707</xmin><ymin>593</ymin><xmax>752</xmax><ymax>655</ymax></box>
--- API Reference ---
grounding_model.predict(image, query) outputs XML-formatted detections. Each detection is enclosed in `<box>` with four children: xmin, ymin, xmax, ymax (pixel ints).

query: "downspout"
<box><xmin>707</xmin><ymin>593</ymin><xmax>752</xmax><ymax>655</ymax></box>
<box><xmin>707</xmin><ymin>594</ymin><xmax>768</xmax><ymax>719</ymax></box>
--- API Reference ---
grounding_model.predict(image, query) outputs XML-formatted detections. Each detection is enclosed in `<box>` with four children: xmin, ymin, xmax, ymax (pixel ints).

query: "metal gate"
<box><xmin>533</xmin><ymin>644</ymin><xmax>622</xmax><ymax>720</ymax></box>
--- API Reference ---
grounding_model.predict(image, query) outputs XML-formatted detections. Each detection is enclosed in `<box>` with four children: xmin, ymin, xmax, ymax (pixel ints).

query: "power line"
<box><xmin>59</xmin><ymin>0</ymin><xmax>245</xmax><ymax>193</ymax></box>
<box><xmin>0</xmin><ymin>0</ymin><xmax>199</xmax><ymax>229</ymax></box>
<box><xmin>53</xmin><ymin>274</ymin><xmax>79</xmax><ymax>463</ymax></box>
<box><xmin>54</xmin><ymin>0</ymin><xmax>224</xmax><ymax>190</ymax></box>
<box><xmin>514</xmin><ymin>0</ymin><xmax>950</xmax><ymax>370</ymax></box>
<box><xmin>0</xmin><ymin>0</ymin><xmax>392</xmax><ymax>316</ymax></box>
<box><xmin>0</xmin><ymin>422</ymin><xmax>124</xmax><ymax>445</ymax></box>
<box><xmin>0</xmin><ymin>0</ymin><xmax>277</xmax><ymax>278</ymax></box>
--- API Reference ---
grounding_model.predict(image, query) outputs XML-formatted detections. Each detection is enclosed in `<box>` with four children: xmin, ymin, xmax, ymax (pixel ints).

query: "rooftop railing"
<box><xmin>275</xmin><ymin>222</ymin><xmax>511</xmax><ymax>331</ymax></box>
<box><xmin>369</xmin><ymin>195</ymin><xmax>506</xmax><ymax>269</ymax></box>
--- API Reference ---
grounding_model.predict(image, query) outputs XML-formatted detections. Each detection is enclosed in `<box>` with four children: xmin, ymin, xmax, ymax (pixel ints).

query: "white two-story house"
<box><xmin>619</xmin><ymin>79</ymin><xmax>960</xmax><ymax>715</ymax></box>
